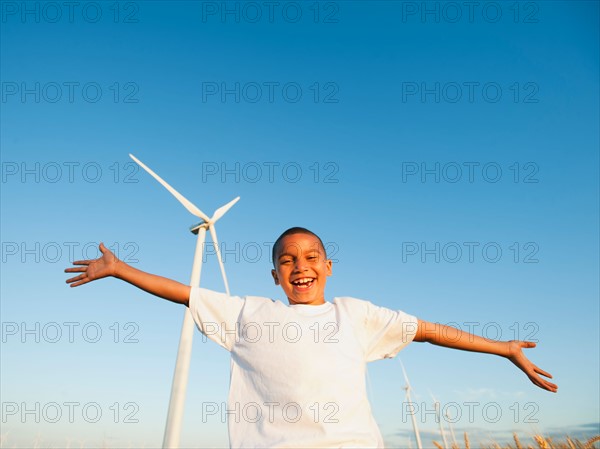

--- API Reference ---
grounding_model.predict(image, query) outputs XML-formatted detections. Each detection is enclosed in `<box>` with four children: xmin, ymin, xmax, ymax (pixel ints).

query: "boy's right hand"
<box><xmin>65</xmin><ymin>242</ymin><xmax>190</xmax><ymax>304</ymax></box>
<box><xmin>65</xmin><ymin>242</ymin><xmax>119</xmax><ymax>287</ymax></box>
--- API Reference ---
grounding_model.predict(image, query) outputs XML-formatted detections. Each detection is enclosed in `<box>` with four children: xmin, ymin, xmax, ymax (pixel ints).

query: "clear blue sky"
<box><xmin>1</xmin><ymin>1</ymin><xmax>598</xmax><ymax>447</ymax></box>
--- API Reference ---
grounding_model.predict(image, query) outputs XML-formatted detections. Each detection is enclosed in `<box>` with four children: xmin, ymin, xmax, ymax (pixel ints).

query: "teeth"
<box><xmin>293</xmin><ymin>278</ymin><xmax>314</xmax><ymax>285</ymax></box>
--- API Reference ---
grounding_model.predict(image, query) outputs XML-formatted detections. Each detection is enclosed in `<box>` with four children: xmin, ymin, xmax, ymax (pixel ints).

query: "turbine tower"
<box><xmin>129</xmin><ymin>154</ymin><xmax>239</xmax><ymax>449</ymax></box>
<box><xmin>400</xmin><ymin>360</ymin><xmax>423</xmax><ymax>449</ymax></box>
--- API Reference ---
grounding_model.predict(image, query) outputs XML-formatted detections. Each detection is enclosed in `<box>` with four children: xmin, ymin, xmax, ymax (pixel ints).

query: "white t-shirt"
<box><xmin>188</xmin><ymin>287</ymin><xmax>419</xmax><ymax>449</ymax></box>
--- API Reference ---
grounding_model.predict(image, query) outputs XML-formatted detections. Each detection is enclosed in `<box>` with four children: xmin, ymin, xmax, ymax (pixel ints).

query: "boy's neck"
<box><xmin>288</xmin><ymin>298</ymin><xmax>327</xmax><ymax>306</ymax></box>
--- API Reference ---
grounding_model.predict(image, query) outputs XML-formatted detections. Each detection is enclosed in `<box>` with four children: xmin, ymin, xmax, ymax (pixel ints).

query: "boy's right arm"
<box><xmin>65</xmin><ymin>242</ymin><xmax>191</xmax><ymax>306</ymax></box>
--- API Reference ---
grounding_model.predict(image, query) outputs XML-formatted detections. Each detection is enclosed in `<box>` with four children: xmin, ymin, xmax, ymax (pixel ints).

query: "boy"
<box><xmin>65</xmin><ymin>227</ymin><xmax>557</xmax><ymax>448</ymax></box>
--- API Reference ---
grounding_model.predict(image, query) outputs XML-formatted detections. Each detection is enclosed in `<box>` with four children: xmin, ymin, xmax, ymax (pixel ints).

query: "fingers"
<box><xmin>512</xmin><ymin>345</ymin><xmax>558</xmax><ymax>393</ymax></box>
<box><xmin>65</xmin><ymin>244</ymin><xmax>105</xmax><ymax>286</ymax></box>
<box><xmin>65</xmin><ymin>273</ymin><xmax>86</xmax><ymax>284</ymax></box>
<box><xmin>534</xmin><ymin>366</ymin><xmax>553</xmax><ymax>379</ymax></box>
<box><xmin>529</xmin><ymin>369</ymin><xmax>558</xmax><ymax>392</ymax></box>
<box><xmin>530</xmin><ymin>374</ymin><xmax>556</xmax><ymax>392</ymax></box>
<box><xmin>64</xmin><ymin>266</ymin><xmax>87</xmax><ymax>273</ymax></box>
<box><xmin>538</xmin><ymin>379</ymin><xmax>558</xmax><ymax>393</ymax></box>
<box><xmin>68</xmin><ymin>245</ymin><xmax>104</xmax><ymax>267</ymax></box>
<box><xmin>69</xmin><ymin>278</ymin><xmax>90</xmax><ymax>288</ymax></box>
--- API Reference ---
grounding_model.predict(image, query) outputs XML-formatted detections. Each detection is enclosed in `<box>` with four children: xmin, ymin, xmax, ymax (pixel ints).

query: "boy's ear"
<box><xmin>271</xmin><ymin>269</ymin><xmax>280</xmax><ymax>285</ymax></box>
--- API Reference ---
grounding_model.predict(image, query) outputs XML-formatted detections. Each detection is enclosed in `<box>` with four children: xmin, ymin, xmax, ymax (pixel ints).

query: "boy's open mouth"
<box><xmin>291</xmin><ymin>277</ymin><xmax>315</xmax><ymax>290</ymax></box>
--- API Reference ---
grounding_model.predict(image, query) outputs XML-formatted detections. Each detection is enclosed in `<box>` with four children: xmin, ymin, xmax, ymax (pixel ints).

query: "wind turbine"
<box><xmin>129</xmin><ymin>154</ymin><xmax>239</xmax><ymax>449</ymax></box>
<box><xmin>400</xmin><ymin>360</ymin><xmax>423</xmax><ymax>449</ymax></box>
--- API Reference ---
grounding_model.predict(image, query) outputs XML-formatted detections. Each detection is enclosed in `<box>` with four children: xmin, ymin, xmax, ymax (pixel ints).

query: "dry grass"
<box><xmin>514</xmin><ymin>433</ymin><xmax>524</xmax><ymax>449</ymax></box>
<box><xmin>1</xmin><ymin>433</ymin><xmax>598</xmax><ymax>448</ymax></box>
<box><xmin>430</xmin><ymin>433</ymin><xmax>600</xmax><ymax>449</ymax></box>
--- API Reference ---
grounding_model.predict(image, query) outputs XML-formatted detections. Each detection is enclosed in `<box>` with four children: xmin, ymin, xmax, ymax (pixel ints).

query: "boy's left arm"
<box><xmin>414</xmin><ymin>319</ymin><xmax>558</xmax><ymax>393</ymax></box>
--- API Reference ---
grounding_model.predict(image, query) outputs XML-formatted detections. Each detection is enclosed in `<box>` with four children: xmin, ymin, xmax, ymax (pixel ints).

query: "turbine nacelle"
<box><xmin>189</xmin><ymin>194</ymin><xmax>241</xmax><ymax>234</ymax></box>
<box><xmin>190</xmin><ymin>222</ymin><xmax>207</xmax><ymax>235</ymax></box>
<box><xmin>129</xmin><ymin>152</ymin><xmax>239</xmax><ymax>297</ymax></box>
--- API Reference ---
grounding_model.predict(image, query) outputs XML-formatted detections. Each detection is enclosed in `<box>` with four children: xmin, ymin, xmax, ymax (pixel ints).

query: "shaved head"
<box><xmin>272</xmin><ymin>227</ymin><xmax>326</xmax><ymax>266</ymax></box>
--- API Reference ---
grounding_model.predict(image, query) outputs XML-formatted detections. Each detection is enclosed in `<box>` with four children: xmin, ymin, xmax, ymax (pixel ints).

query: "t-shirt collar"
<box><xmin>288</xmin><ymin>301</ymin><xmax>333</xmax><ymax>315</ymax></box>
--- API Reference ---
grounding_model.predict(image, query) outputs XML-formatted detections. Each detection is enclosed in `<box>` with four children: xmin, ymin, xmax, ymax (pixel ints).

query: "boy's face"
<box><xmin>271</xmin><ymin>233</ymin><xmax>332</xmax><ymax>306</ymax></box>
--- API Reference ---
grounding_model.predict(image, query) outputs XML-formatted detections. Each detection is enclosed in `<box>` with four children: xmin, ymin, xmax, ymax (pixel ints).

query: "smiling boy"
<box><xmin>271</xmin><ymin>228</ymin><xmax>332</xmax><ymax>305</ymax></box>
<box><xmin>65</xmin><ymin>227</ymin><xmax>557</xmax><ymax>448</ymax></box>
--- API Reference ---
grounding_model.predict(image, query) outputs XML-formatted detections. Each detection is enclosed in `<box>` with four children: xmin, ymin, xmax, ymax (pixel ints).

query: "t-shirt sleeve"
<box><xmin>361</xmin><ymin>300</ymin><xmax>419</xmax><ymax>362</ymax></box>
<box><xmin>188</xmin><ymin>287</ymin><xmax>245</xmax><ymax>352</ymax></box>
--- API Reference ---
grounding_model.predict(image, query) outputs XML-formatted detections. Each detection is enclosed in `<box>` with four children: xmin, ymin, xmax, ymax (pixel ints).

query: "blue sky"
<box><xmin>1</xmin><ymin>1</ymin><xmax>598</xmax><ymax>447</ymax></box>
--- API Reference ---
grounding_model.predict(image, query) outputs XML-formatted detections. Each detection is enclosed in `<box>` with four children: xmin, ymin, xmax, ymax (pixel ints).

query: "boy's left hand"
<box><xmin>506</xmin><ymin>341</ymin><xmax>558</xmax><ymax>393</ymax></box>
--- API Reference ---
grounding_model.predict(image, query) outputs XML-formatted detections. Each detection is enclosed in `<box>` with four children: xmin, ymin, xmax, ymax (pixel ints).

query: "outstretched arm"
<box><xmin>414</xmin><ymin>319</ymin><xmax>558</xmax><ymax>393</ymax></box>
<box><xmin>65</xmin><ymin>243</ymin><xmax>191</xmax><ymax>306</ymax></box>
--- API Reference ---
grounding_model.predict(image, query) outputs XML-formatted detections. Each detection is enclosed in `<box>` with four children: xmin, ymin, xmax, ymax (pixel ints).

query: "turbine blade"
<box><xmin>400</xmin><ymin>359</ymin><xmax>411</xmax><ymax>388</ymax></box>
<box><xmin>209</xmin><ymin>225</ymin><xmax>231</xmax><ymax>296</ymax></box>
<box><xmin>211</xmin><ymin>197</ymin><xmax>240</xmax><ymax>223</ymax></box>
<box><xmin>428</xmin><ymin>390</ymin><xmax>437</xmax><ymax>403</ymax></box>
<box><xmin>129</xmin><ymin>153</ymin><xmax>210</xmax><ymax>222</ymax></box>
